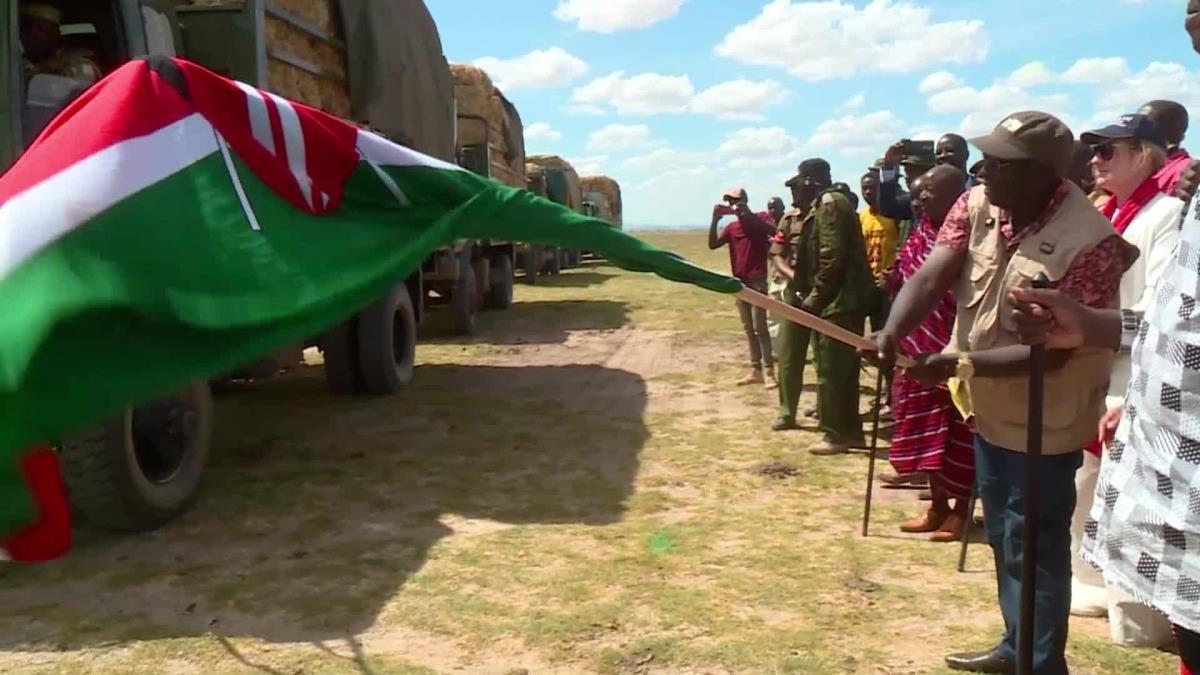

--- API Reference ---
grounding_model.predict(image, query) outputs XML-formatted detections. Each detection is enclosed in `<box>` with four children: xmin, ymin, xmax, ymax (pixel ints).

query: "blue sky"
<box><xmin>426</xmin><ymin>0</ymin><xmax>1189</xmax><ymax>228</ymax></box>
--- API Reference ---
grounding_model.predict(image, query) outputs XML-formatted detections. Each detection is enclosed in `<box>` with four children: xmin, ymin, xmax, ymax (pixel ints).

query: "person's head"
<box><xmin>918</xmin><ymin>165</ymin><xmax>967</xmax><ymax>226</ymax></box>
<box><xmin>832</xmin><ymin>182</ymin><xmax>859</xmax><ymax>211</ymax></box>
<box><xmin>970</xmin><ymin>111</ymin><xmax>1074</xmax><ymax>210</ymax></box>
<box><xmin>786</xmin><ymin>158</ymin><xmax>832</xmax><ymax>207</ymax></box>
<box><xmin>1067</xmin><ymin>140</ymin><xmax>1097</xmax><ymax>195</ymax></box>
<box><xmin>19</xmin><ymin>2</ymin><xmax>62</xmax><ymax>62</ymax></box>
<box><xmin>1187</xmin><ymin>0</ymin><xmax>1200</xmax><ymax>53</ymax></box>
<box><xmin>909</xmin><ymin>174</ymin><xmax>930</xmax><ymax>220</ymax></box>
<box><xmin>1137</xmin><ymin>100</ymin><xmax>1188</xmax><ymax>151</ymax></box>
<box><xmin>936</xmin><ymin>133</ymin><xmax>970</xmax><ymax>171</ymax></box>
<box><xmin>722</xmin><ymin>187</ymin><xmax>749</xmax><ymax>208</ymax></box>
<box><xmin>860</xmin><ymin>172</ymin><xmax>879</xmax><ymax>209</ymax></box>
<box><xmin>968</xmin><ymin>159</ymin><xmax>985</xmax><ymax>182</ymax></box>
<box><xmin>767</xmin><ymin>196</ymin><xmax>785</xmax><ymax>221</ymax></box>
<box><xmin>1083</xmin><ymin>114</ymin><xmax>1170</xmax><ymax>201</ymax></box>
<box><xmin>903</xmin><ymin>161</ymin><xmax>933</xmax><ymax>189</ymax></box>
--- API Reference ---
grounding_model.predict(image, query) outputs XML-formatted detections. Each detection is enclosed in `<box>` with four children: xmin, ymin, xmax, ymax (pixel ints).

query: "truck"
<box><xmin>525</xmin><ymin>153</ymin><xmax>583</xmax><ymax>272</ymax></box>
<box><xmin>448</xmin><ymin>63</ymin><xmax>522</xmax><ymax>301</ymax></box>
<box><xmin>581</xmin><ymin>175</ymin><xmax>623</xmax><ymax>231</ymax></box>
<box><xmin>4</xmin><ymin>0</ymin><xmax>462</xmax><ymax>531</ymax></box>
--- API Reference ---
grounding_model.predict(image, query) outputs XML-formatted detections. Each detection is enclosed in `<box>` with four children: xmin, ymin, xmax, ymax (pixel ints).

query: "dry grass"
<box><xmin>0</xmin><ymin>232</ymin><xmax>1175</xmax><ymax>674</ymax></box>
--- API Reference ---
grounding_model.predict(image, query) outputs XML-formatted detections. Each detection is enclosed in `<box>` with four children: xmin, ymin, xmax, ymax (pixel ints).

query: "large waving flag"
<box><xmin>0</xmin><ymin>57</ymin><xmax>739</xmax><ymax>549</ymax></box>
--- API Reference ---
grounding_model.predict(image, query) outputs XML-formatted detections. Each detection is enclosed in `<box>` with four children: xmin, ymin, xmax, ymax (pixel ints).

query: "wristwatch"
<box><xmin>955</xmin><ymin>355</ymin><xmax>975</xmax><ymax>381</ymax></box>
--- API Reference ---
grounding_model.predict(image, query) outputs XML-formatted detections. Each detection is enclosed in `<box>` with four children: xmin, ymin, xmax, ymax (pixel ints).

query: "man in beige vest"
<box><xmin>867</xmin><ymin>112</ymin><xmax>1133</xmax><ymax>674</ymax></box>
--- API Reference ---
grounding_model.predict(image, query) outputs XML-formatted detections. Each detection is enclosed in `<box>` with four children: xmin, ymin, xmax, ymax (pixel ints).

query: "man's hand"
<box><xmin>800</xmin><ymin>293</ymin><xmax>819</xmax><ymax>313</ymax></box>
<box><xmin>882</xmin><ymin>140</ymin><xmax>906</xmax><ymax>170</ymax></box>
<box><xmin>1009</xmin><ymin>288</ymin><xmax>1087</xmax><ymax>349</ymax></box>
<box><xmin>1098</xmin><ymin>405</ymin><xmax>1122</xmax><ymax>447</ymax></box>
<box><xmin>860</xmin><ymin>331</ymin><xmax>899</xmax><ymax>366</ymax></box>
<box><xmin>1176</xmin><ymin>158</ymin><xmax>1200</xmax><ymax>205</ymax></box>
<box><xmin>908</xmin><ymin>352</ymin><xmax>956</xmax><ymax>387</ymax></box>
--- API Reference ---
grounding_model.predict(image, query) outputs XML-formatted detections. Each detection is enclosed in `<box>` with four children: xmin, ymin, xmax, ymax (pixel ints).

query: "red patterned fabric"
<box><xmin>888</xmin><ymin>216</ymin><xmax>975</xmax><ymax>498</ymax></box>
<box><xmin>935</xmin><ymin>183</ymin><xmax>1127</xmax><ymax>309</ymax></box>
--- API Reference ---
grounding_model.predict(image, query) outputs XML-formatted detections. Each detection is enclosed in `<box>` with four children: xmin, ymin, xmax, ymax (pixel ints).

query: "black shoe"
<box><xmin>771</xmin><ymin>416</ymin><xmax>797</xmax><ymax>431</ymax></box>
<box><xmin>944</xmin><ymin>648</ymin><xmax>1010</xmax><ymax>673</ymax></box>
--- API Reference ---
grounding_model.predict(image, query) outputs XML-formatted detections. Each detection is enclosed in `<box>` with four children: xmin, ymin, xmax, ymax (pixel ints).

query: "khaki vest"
<box><xmin>950</xmin><ymin>185</ymin><xmax>1116</xmax><ymax>454</ymax></box>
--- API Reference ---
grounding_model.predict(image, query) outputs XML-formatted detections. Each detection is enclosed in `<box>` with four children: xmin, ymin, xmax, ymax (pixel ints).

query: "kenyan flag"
<box><xmin>0</xmin><ymin>57</ymin><xmax>739</xmax><ymax>557</ymax></box>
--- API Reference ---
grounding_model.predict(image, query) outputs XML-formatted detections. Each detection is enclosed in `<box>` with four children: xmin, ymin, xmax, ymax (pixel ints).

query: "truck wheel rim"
<box><xmin>129</xmin><ymin>397</ymin><xmax>198</xmax><ymax>484</ymax></box>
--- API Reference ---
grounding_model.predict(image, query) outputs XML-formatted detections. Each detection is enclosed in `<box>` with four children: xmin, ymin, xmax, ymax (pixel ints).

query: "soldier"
<box><xmin>770</xmin><ymin>164</ymin><xmax>817</xmax><ymax>432</ymax></box>
<box><xmin>20</xmin><ymin>2</ymin><xmax>101</xmax><ymax>86</ymax></box>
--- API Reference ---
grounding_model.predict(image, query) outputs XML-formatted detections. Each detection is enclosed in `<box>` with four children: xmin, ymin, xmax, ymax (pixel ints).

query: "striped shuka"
<box><xmin>886</xmin><ymin>216</ymin><xmax>975</xmax><ymax>498</ymax></box>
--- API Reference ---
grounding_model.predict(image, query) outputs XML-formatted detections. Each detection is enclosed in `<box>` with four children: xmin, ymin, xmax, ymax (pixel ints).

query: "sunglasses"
<box><xmin>1091</xmin><ymin>140</ymin><xmax>1139</xmax><ymax>162</ymax></box>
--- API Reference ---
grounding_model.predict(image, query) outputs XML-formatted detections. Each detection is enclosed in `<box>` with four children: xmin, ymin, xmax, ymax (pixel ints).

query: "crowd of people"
<box><xmin>707</xmin><ymin>5</ymin><xmax>1200</xmax><ymax>671</ymax></box>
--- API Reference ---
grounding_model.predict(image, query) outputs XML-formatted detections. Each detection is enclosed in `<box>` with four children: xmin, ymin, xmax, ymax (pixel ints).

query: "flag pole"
<box><xmin>1017</xmin><ymin>273</ymin><xmax>1050</xmax><ymax>675</ymax></box>
<box><xmin>735</xmin><ymin>287</ymin><xmax>916</xmax><ymax>369</ymax></box>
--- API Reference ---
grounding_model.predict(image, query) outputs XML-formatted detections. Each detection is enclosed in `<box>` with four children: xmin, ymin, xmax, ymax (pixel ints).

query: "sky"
<box><xmin>425</xmin><ymin>0</ymin><xmax>1191</xmax><ymax>229</ymax></box>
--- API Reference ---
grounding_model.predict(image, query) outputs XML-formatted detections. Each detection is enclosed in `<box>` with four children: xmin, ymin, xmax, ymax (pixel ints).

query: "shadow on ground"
<box><xmin>421</xmin><ymin>299</ymin><xmax>629</xmax><ymax>345</ymax></box>
<box><xmin>0</xmin><ymin>363</ymin><xmax>647</xmax><ymax>649</ymax></box>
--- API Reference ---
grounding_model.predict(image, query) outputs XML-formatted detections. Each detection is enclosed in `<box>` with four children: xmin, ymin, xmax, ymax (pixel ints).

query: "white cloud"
<box><xmin>1095</xmin><ymin>62</ymin><xmax>1200</xmax><ymax>113</ymax></box>
<box><xmin>622</xmin><ymin>147</ymin><xmax>709</xmax><ymax>171</ymax></box>
<box><xmin>691</xmin><ymin>79</ymin><xmax>789</xmax><ymax>120</ymax></box>
<box><xmin>927</xmin><ymin>83</ymin><xmax>1070</xmax><ymax>136</ymax></box>
<box><xmin>715</xmin><ymin>0</ymin><xmax>987</xmax><ymax>81</ymax></box>
<box><xmin>525</xmin><ymin>122</ymin><xmax>563</xmax><ymax>143</ymax></box>
<box><xmin>564</xmin><ymin>103</ymin><xmax>605</xmax><ymax>116</ymax></box>
<box><xmin>588</xmin><ymin>124</ymin><xmax>657</xmax><ymax>152</ymax></box>
<box><xmin>803</xmin><ymin>110</ymin><xmax>905</xmax><ymax>155</ymax></box>
<box><xmin>573</xmin><ymin>71</ymin><xmax>695</xmax><ymax>115</ymax></box>
<box><xmin>1061</xmin><ymin>57</ymin><xmax>1130</xmax><ymax>84</ymax></box>
<box><xmin>473</xmin><ymin>47</ymin><xmax>588</xmax><ymax>91</ymax></box>
<box><xmin>1003</xmin><ymin>61</ymin><xmax>1055</xmax><ymax>88</ymax></box>
<box><xmin>554</xmin><ymin>0</ymin><xmax>686</xmax><ymax>33</ymax></box>
<box><xmin>918</xmin><ymin>70</ymin><xmax>963</xmax><ymax>94</ymax></box>
<box><xmin>839</xmin><ymin>92</ymin><xmax>867</xmax><ymax>111</ymax></box>
<box><xmin>716</xmin><ymin>127</ymin><xmax>799</xmax><ymax>169</ymax></box>
<box><xmin>573</xmin><ymin>72</ymin><xmax>787</xmax><ymax>119</ymax></box>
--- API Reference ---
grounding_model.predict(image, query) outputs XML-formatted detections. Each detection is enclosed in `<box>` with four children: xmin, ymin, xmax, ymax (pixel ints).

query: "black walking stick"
<box><xmin>861</xmin><ymin>366</ymin><xmax>887</xmax><ymax>536</ymax></box>
<box><xmin>1017</xmin><ymin>273</ymin><xmax>1050</xmax><ymax>675</ymax></box>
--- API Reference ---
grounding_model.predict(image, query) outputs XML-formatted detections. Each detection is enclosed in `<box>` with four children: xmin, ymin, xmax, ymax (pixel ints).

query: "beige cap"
<box><xmin>969</xmin><ymin>111</ymin><xmax>1074</xmax><ymax>178</ymax></box>
<box><xmin>21</xmin><ymin>3</ymin><xmax>63</xmax><ymax>23</ymax></box>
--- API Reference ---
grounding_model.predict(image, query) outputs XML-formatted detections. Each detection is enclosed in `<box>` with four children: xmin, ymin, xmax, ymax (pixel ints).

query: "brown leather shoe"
<box><xmin>899</xmin><ymin>508</ymin><xmax>948</xmax><ymax>533</ymax></box>
<box><xmin>764</xmin><ymin>369</ymin><xmax>778</xmax><ymax>389</ymax></box>
<box><xmin>930</xmin><ymin>512</ymin><xmax>966</xmax><ymax>543</ymax></box>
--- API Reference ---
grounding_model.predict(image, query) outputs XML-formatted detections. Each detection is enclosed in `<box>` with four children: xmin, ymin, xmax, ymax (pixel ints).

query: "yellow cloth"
<box><xmin>859</xmin><ymin>208</ymin><xmax>897</xmax><ymax>279</ymax></box>
<box><xmin>948</xmin><ymin>377</ymin><xmax>973</xmax><ymax>420</ymax></box>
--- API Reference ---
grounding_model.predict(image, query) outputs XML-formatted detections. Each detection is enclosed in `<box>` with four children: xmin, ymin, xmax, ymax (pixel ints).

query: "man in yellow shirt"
<box><xmin>859</xmin><ymin>171</ymin><xmax>897</xmax><ymax>329</ymax></box>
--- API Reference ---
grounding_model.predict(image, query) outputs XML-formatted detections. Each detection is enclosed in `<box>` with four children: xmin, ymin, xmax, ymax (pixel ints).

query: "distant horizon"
<box><xmin>624</xmin><ymin>223</ymin><xmax>706</xmax><ymax>232</ymax></box>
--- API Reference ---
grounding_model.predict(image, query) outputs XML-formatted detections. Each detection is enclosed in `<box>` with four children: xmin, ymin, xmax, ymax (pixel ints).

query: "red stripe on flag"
<box><xmin>0</xmin><ymin>60</ymin><xmax>194</xmax><ymax>207</ymax></box>
<box><xmin>173</xmin><ymin>59</ymin><xmax>359</xmax><ymax>215</ymax></box>
<box><xmin>1</xmin><ymin>446</ymin><xmax>70</xmax><ymax>563</ymax></box>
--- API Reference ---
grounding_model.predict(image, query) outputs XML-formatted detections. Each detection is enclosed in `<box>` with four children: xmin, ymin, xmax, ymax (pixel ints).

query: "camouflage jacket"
<box><xmin>24</xmin><ymin>48</ymin><xmax>101</xmax><ymax>85</ymax></box>
<box><xmin>769</xmin><ymin>207</ymin><xmax>813</xmax><ymax>304</ymax></box>
<box><xmin>796</xmin><ymin>189</ymin><xmax>875</xmax><ymax>318</ymax></box>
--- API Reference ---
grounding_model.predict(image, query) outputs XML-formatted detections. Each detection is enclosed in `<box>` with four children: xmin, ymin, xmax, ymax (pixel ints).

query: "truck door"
<box><xmin>119</xmin><ymin>0</ymin><xmax>182</xmax><ymax>58</ymax></box>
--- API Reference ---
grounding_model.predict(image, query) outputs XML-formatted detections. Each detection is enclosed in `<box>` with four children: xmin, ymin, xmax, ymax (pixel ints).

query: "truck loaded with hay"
<box><xmin>1</xmin><ymin>0</ymin><xmax>468</xmax><ymax>533</ymax></box>
<box><xmin>581</xmin><ymin>175</ymin><xmax>623</xmax><ymax>231</ymax></box>
<box><xmin>526</xmin><ymin>154</ymin><xmax>584</xmax><ymax>273</ymax></box>
<box><xmin>447</xmin><ymin>63</ymin><xmax>522</xmax><ymax>302</ymax></box>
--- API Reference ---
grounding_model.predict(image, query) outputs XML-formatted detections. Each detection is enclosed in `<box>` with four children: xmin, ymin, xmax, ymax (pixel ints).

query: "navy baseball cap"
<box><xmin>1081</xmin><ymin>114</ymin><xmax>1168</xmax><ymax>150</ymax></box>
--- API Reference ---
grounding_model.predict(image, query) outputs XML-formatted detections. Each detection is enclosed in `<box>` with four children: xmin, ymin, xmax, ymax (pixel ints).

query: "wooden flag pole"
<box><xmin>734</xmin><ymin>287</ymin><xmax>916</xmax><ymax>369</ymax></box>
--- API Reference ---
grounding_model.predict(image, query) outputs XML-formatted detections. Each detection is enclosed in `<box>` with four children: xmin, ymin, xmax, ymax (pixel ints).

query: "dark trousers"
<box><xmin>1177</xmin><ymin>625</ymin><xmax>1200</xmax><ymax>673</ymax></box>
<box><xmin>736</xmin><ymin>278</ymin><xmax>774</xmax><ymax>369</ymax></box>
<box><xmin>974</xmin><ymin>436</ymin><xmax>1081</xmax><ymax>675</ymax></box>
<box><xmin>776</xmin><ymin>310</ymin><xmax>811</xmax><ymax>421</ymax></box>
<box><xmin>816</xmin><ymin>313</ymin><xmax>865</xmax><ymax>445</ymax></box>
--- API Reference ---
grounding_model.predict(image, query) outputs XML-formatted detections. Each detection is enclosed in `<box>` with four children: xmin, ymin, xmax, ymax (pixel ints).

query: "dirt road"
<box><xmin>0</xmin><ymin>233</ymin><xmax>1174</xmax><ymax>674</ymax></box>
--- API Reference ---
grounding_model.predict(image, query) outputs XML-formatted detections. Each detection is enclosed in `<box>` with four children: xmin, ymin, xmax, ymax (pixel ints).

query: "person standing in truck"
<box><xmin>19</xmin><ymin>2</ymin><xmax>101</xmax><ymax>86</ymax></box>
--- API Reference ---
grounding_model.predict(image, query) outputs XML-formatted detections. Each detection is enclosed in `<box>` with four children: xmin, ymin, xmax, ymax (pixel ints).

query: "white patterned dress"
<box><xmin>1082</xmin><ymin>207</ymin><xmax>1200</xmax><ymax>632</ymax></box>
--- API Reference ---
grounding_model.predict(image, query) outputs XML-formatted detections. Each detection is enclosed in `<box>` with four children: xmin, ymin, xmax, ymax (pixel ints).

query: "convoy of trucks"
<box><xmin>6</xmin><ymin>0</ymin><xmax>622</xmax><ymax>532</ymax></box>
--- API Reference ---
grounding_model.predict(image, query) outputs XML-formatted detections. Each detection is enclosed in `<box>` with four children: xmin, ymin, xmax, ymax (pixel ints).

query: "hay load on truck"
<box><xmin>447</xmin><ymin>62</ymin><xmax>521</xmax><ymax>310</ymax></box>
<box><xmin>6</xmin><ymin>0</ymin><xmax>457</xmax><ymax>532</ymax></box>
<box><xmin>526</xmin><ymin>153</ymin><xmax>584</xmax><ymax>272</ymax></box>
<box><xmin>581</xmin><ymin>175</ymin><xmax>623</xmax><ymax>259</ymax></box>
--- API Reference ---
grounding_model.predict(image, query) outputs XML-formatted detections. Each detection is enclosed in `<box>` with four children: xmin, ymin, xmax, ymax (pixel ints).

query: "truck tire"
<box><xmin>546</xmin><ymin>247</ymin><xmax>562</xmax><ymax>276</ymax></box>
<box><xmin>486</xmin><ymin>253</ymin><xmax>514</xmax><ymax>310</ymax></box>
<box><xmin>322</xmin><ymin>318</ymin><xmax>366</xmax><ymax>395</ymax></box>
<box><xmin>357</xmin><ymin>283</ymin><xmax>417</xmax><ymax>394</ymax></box>
<box><xmin>523</xmin><ymin>243</ymin><xmax>540</xmax><ymax>285</ymax></box>
<box><xmin>59</xmin><ymin>381</ymin><xmax>213</xmax><ymax>532</ymax></box>
<box><xmin>451</xmin><ymin>252</ymin><xmax>478</xmax><ymax>335</ymax></box>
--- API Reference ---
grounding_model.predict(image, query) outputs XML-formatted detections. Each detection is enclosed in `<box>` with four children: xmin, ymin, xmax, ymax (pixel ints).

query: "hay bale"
<box><xmin>528</xmin><ymin>155</ymin><xmax>582</xmax><ymax>212</ymax></box>
<box><xmin>450</xmin><ymin>63</ymin><xmax>493</xmax><ymax>89</ymax></box>
<box><xmin>582</xmin><ymin>175</ymin><xmax>623</xmax><ymax>227</ymax></box>
<box><xmin>264</xmin><ymin>9</ymin><xmax>349</xmax><ymax>116</ymax></box>
<box><xmin>267</xmin><ymin>60</ymin><xmax>351</xmax><ymax>117</ymax></box>
<box><xmin>270</xmin><ymin>0</ymin><xmax>338</xmax><ymax>33</ymax></box>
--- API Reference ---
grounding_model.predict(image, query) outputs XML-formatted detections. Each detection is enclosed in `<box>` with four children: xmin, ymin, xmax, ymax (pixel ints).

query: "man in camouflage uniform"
<box><xmin>771</xmin><ymin>158</ymin><xmax>874</xmax><ymax>454</ymax></box>
<box><xmin>20</xmin><ymin>2</ymin><xmax>101</xmax><ymax>86</ymax></box>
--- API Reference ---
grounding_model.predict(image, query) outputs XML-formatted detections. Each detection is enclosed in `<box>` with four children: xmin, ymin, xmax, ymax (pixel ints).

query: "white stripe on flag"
<box><xmin>0</xmin><ymin>113</ymin><xmax>220</xmax><ymax>280</ymax></box>
<box><xmin>263</xmin><ymin>92</ymin><xmax>315</xmax><ymax>209</ymax></box>
<box><xmin>215</xmin><ymin>130</ymin><xmax>261</xmax><ymax>231</ymax></box>
<box><xmin>355</xmin><ymin>129</ymin><xmax>464</xmax><ymax>172</ymax></box>
<box><xmin>235</xmin><ymin>81</ymin><xmax>276</xmax><ymax>156</ymax></box>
